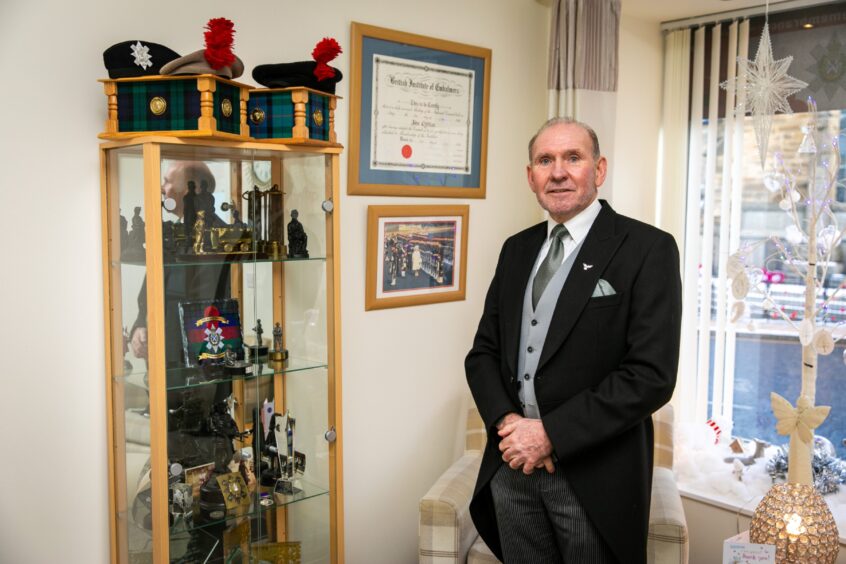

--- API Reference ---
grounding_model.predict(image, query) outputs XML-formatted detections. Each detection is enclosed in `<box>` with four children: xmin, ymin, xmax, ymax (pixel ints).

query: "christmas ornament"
<box><xmin>721</xmin><ymin>23</ymin><xmax>807</xmax><ymax>167</ymax></box>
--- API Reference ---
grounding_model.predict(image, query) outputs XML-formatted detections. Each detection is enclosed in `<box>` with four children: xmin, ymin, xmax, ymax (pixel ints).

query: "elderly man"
<box><xmin>466</xmin><ymin>118</ymin><xmax>681</xmax><ymax>563</ymax></box>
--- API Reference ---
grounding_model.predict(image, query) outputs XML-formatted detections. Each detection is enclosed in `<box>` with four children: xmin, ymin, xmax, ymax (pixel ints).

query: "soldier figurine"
<box><xmin>272</xmin><ymin>323</ymin><xmax>283</xmax><ymax>352</ymax></box>
<box><xmin>247</xmin><ymin>319</ymin><xmax>268</xmax><ymax>362</ymax></box>
<box><xmin>270</xmin><ymin>322</ymin><xmax>288</xmax><ymax>366</ymax></box>
<box><xmin>287</xmin><ymin>209</ymin><xmax>309</xmax><ymax>258</ymax></box>
<box><xmin>123</xmin><ymin>207</ymin><xmax>147</xmax><ymax>261</ymax></box>
<box><xmin>197</xmin><ymin>179</ymin><xmax>216</xmax><ymax>221</ymax></box>
<box><xmin>192</xmin><ymin>210</ymin><xmax>206</xmax><ymax>254</ymax></box>
<box><xmin>119</xmin><ymin>211</ymin><xmax>129</xmax><ymax>251</ymax></box>
<box><xmin>253</xmin><ymin>319</ymin><xmax>264</xmax><ymax>348</ymax></box>
<box><xmin>183</xmin><ymin>181</ymin><xmax>198</xmax><ymax>241</ymax></box>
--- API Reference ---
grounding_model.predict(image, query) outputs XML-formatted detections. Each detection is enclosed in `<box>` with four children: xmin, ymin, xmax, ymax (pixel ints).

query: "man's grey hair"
<box><xmin>528</xmin><ymin>117</ymin><xmax>601</xmax><ymax>162</ymax></box>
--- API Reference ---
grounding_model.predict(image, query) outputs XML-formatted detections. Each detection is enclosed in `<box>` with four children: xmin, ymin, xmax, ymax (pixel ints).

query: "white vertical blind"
<box><xmin>722</xmin><ymin>20</ymin><xmax>751</xmax><ymax>419</ymax></box>
<box><xmin>681</xmin><ymin>25</ymin><xmax>706</xmax><ymax>423</ymax></box>
<box><xmin>676</xmin><ymin>19</ymin><xmax>750</xmax><ymax>423</ymax></box>
<box><xmin>712</xmin><ymin>21</ymin><xmax>740</xmax><ymax>418</ymax></box>
<box><xmin>695</xmin><ymin>23</ymin><xmax>722</xmax><ymax>423</ymax></box>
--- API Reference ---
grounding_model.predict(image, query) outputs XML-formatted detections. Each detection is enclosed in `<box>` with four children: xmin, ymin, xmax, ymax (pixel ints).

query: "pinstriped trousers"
<box><xmin>490</xmin><ymin>464</ymin><xmax>618</xmax><ymax>564</ymax></box>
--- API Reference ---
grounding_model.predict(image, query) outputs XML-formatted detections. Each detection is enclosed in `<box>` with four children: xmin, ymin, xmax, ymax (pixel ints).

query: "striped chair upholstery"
<box><xmin>419</xmin><ymin>404</ymin><xmax>689</xmax><ymax>564</ymax></box>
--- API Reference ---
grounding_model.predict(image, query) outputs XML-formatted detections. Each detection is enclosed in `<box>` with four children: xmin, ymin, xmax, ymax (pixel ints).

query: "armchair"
<box><xmin>419</xmin><ymin>404</ymin><xmax>688</xmax><ymax>563</ymax></box>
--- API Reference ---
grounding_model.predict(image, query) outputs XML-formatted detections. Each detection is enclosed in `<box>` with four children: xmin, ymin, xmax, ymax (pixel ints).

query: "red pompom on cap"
<box><xmin>312</xmin><ymin>37</ymin><xmax>342</xmax><ymax>81</ymax></box>
<box><xmin>204</xmin><ymin>17</ymin><xmax>236</xmax><ymax>70</ymax></box>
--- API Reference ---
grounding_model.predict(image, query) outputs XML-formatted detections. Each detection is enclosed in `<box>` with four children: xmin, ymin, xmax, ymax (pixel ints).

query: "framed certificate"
<box><xmin>349</xmin><ymin>22</ymin><xmax>491</xmax><ymax>198</ymax></box>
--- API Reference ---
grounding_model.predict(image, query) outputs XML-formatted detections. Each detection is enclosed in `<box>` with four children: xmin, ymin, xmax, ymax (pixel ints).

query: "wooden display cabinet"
<box><xmin>100</xmin><ymin>136</ymin><xmax>343</xmax><ymax>563</ymax></box>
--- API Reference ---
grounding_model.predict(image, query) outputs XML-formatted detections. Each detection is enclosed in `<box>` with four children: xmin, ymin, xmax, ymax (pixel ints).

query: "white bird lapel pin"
<box><xmin>582</xmin><ymin>263</ymin><xmax>593</xmax><ymax>271</ymax></box>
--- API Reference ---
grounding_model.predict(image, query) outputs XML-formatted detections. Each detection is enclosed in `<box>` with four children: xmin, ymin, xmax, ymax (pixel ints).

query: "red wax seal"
<box><xmin>401</xmin><ymin>145</ymin><xmax>412</xmax><ymax>159</ymax></box>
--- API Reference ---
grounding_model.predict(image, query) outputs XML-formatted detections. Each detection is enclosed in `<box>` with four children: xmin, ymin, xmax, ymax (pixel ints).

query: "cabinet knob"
<box><xmin>324</xmin><ymin>427</ymin><xmax>337</xmax><ymax>443</ymax></box>
<box><xmin>322</xmin><ymin>199</ymin><xmax>334</xmax><ymax>213</ymax></box>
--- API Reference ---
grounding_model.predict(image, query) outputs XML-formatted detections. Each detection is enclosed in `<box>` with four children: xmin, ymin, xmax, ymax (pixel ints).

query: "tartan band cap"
<box><xmin>160</xmin><ymin>49</ymin><xmax>245</xmax><ymax>79</ymax></box>
<box><xmin>103</xmin><ymin>40</ymin><xmax>181</xmax><ymax>78</ymax></box>
<box><xmin>252</xmin><ymin>62</ymin><xmax>343</xmax><ymax>94</ymax></box>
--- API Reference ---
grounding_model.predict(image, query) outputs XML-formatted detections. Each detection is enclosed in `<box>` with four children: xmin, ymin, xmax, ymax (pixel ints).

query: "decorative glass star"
<box><xmin>722</xmin><ymin>24</ymin><xmax>808</xmax><ymax>168</ymax></box>
<box><xmin>130</xmin><ymin>41</ymin><xmax>153</xmax><ymax>70</ymax></box>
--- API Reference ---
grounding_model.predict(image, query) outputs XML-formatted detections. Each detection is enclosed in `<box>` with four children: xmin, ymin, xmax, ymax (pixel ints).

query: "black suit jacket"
<box><xmin>465</xmin><ymin>201</ymin><xmax>681</xmax><ymax>563</ymax></box>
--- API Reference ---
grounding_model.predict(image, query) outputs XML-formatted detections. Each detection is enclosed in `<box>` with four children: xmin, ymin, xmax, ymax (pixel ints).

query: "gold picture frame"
<box><xmin>366</xmin><ymin>205</ymin><xmax>469</xmax><ymax>310</ymax></box>
<box><xmin>349</xmin><ymin>22</ymin><xmax>491</xmax><ymax>198</ymax></box>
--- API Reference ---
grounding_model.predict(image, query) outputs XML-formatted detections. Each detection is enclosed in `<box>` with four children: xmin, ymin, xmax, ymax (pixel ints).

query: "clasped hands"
<box><xmin>497</xmin><ymin>413</ymin><xmax>555</xmax><ymax>475</ymax></box>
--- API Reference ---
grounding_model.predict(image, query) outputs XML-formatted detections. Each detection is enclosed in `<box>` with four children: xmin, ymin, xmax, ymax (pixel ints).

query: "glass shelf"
<box><xmin>169</xmin><ymin>479</ymin><xmax>329</xmax><ymax>538</ymax></box>
<box><xmin>115</xmin><ymin>255</ymin><xmax>326</xmax><ymax>268</ymax></box>
<box><xmin>114</xmin><ymin>358</ymin><xmax>328</xmax><ymax>391</ymax></box>
<box><xmin>117</xmin><ymin>508</ymin><xmax>220</xmax><ymax>563</ymax></box>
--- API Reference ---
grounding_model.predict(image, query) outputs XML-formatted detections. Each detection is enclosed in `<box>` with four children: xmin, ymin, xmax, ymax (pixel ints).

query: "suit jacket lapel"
<box><xmin>538</xmin><ymin>202</ymin><xmax>627</xmax><ymax>372</ymax></box>
<box><xmin>503</xmin><ymin>222</ymin><xmax>546</xmax><ymax>377</ymax></box>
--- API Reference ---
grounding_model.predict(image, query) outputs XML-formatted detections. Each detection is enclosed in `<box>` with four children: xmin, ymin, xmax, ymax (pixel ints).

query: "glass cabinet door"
<box><xmin>103</xmin><ymin>140</ymin><xmax>339</xmax><ymax>564</ymax></box>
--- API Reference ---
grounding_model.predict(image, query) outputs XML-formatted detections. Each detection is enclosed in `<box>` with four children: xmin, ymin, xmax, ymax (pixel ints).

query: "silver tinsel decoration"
<box><xmin>766</xmin><ymin>441</ymin><xmax>846</xmax><ymax>495</ymax></box>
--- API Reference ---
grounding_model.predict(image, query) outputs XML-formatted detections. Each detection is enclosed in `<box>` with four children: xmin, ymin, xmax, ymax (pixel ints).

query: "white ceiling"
<box><xmin>623</xmin><ymin>0</ymin><xmax>792</xmax><ymax>23</ymax></box>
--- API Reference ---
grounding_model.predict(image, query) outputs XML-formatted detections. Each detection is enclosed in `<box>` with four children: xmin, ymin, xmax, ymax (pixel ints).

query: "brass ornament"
<box><xmin>215</xmin><ymin>472</ymin><xmax>250</xmax><ymax>510</ymax></box>
<box><xmin>221</xmin><ymin>98</ymin><xmax>233</xmax><ymax>118</ymax></box>
<box><xmin>312</xmin><ymin>108</ymin><xmax>324</xmax><ymax>127</ymax></box>
<box><xmin>749</xmin><ymin>483</ymin><xmax>839</xmax><ymax>563</ymax></box>
<box><xmin>250</xmin><ymin>107</ymin><xmax>265</xmax><ymax>125</ymax></box>
<box><xmin>149</xmin><ymin>96</ymin><xmax>167</xmax><ymax>116</ymax></box>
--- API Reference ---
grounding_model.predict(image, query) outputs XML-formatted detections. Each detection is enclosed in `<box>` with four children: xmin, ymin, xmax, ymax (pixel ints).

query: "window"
<box><xmin>681</xmin><ymin>4</ymin><xmax>846</xmax><ymax>460</ymax></box>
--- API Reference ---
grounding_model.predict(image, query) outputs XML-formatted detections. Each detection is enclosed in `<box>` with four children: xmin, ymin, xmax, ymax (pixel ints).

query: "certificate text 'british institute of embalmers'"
<box><xmin>370</xmin><ymin>54</ymin><xmax>474</xmax><ymax>175</ymax></box>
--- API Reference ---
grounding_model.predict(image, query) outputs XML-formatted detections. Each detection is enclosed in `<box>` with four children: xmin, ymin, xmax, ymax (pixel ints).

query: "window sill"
<box><xmin>675</xmin><ymin>430</ymin><xmax>846</xmax><ymax>545</ymax></box>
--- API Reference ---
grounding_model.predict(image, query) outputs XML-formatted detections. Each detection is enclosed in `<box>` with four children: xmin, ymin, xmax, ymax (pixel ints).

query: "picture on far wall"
<box><xmin>366</xmin><ymin>205</ymin><xmax>469</xmax><ymax>310</ymax></box>
<box><xmin>348</xmin><ymin>22</ymin><xmax>491</xmax><ymax>198</ymax></box>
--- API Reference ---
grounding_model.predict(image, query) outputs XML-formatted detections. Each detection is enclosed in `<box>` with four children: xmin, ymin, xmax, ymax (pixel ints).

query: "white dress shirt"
<box><xmin>531</xmin><ymin>198</ymin><xmax>602</xmax><ymax>276</ymax></box>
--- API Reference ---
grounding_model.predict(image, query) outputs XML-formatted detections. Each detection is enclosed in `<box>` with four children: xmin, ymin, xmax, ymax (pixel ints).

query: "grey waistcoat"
<box><xmin>517</xmin><ymin>241</ymin><xmax>583</xmax><ymax>418</ymax></box>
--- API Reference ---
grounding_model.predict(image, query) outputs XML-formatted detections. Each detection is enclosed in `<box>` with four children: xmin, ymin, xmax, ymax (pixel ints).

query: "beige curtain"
<box><xmin>660</xmin><ymin>28</ymin><xmax>695</xmax><ymax>416</ymax></box>
<box><xmin>547</xmin><ymin>0</ymin><xmax>621</xmax><ymax>181</ymax></box>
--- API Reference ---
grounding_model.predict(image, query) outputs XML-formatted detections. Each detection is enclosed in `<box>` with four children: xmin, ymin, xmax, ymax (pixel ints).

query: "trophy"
<box><xmin>246</xmin><ymin>319</ymin><xmax>269</xmax><ymax>363</ymax></box>
<box><xmin>273</xmin><ymin>411</ymin><xmax>306</xmax><ymax>495</ymax></box>
<box><xmin>269</xmin><ymin>322</ymin><xmax>289</xmax><ymax>368</ymax></box>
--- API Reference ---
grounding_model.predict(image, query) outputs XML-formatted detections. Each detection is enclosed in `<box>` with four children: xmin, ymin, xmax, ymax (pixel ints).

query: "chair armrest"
<box><xmin>419</xmin><ymin>452</ymin><xmax>482</xmax><ymax>563</ymax></box>
<box><xmin>647</xmin><ymin>467</ymin><xmax>689</xmax><ymax>564</ymax></box>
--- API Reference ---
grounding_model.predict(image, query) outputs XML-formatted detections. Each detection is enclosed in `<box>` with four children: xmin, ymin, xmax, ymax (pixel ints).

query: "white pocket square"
<box><xmin>591</xmin><ymin>279</ymin><xmax>616</xmax><ymax>297</ymax></box>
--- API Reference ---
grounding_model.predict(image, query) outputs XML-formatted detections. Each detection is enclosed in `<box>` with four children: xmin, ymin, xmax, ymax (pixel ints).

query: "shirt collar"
<box><xmin>546</xmin><ymin>198</ymin><xmax>601</xmax><ymax>245</ymax></box>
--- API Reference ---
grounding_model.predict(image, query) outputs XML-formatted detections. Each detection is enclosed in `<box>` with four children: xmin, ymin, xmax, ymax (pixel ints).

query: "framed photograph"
<box><xmin>366</xmin><ymin>205</ymin><xmax>469</xmax><ymax>310</ymax></box>
<box><xmin>184</xmin><ymin>462</ymin><xmax>215</xmax><ymax>499</ymax></box>
<box><xmin>349</xmin><ymin>22</ymin><xmax>491</xmax><ymax>198</ymax></box>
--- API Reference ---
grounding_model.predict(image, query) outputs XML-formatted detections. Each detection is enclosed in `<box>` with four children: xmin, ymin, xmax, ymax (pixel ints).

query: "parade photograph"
<box><xmin>365</xmin><ymin>205</ymin><xmax>468</xmax><ymax>310</ymax></box>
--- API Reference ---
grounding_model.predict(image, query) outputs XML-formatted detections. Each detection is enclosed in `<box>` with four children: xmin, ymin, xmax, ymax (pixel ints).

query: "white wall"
<box><xmin>0</xmin><ymin>1</ymin><xmax>548</xmax><ymax>563</ymax></box>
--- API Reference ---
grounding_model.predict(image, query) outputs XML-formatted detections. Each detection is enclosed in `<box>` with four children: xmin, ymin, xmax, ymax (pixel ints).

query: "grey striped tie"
<box><xmin>532</xmin><ymin>224</ymin><xmax>568</xmax><ymax>309</ymax></box>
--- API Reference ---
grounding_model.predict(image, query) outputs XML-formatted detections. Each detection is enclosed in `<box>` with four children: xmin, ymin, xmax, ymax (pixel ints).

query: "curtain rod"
<box><xmin>660</xmin><ymin>0</ymin><xmax>837</xmax><ymax>31</ymax></box>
